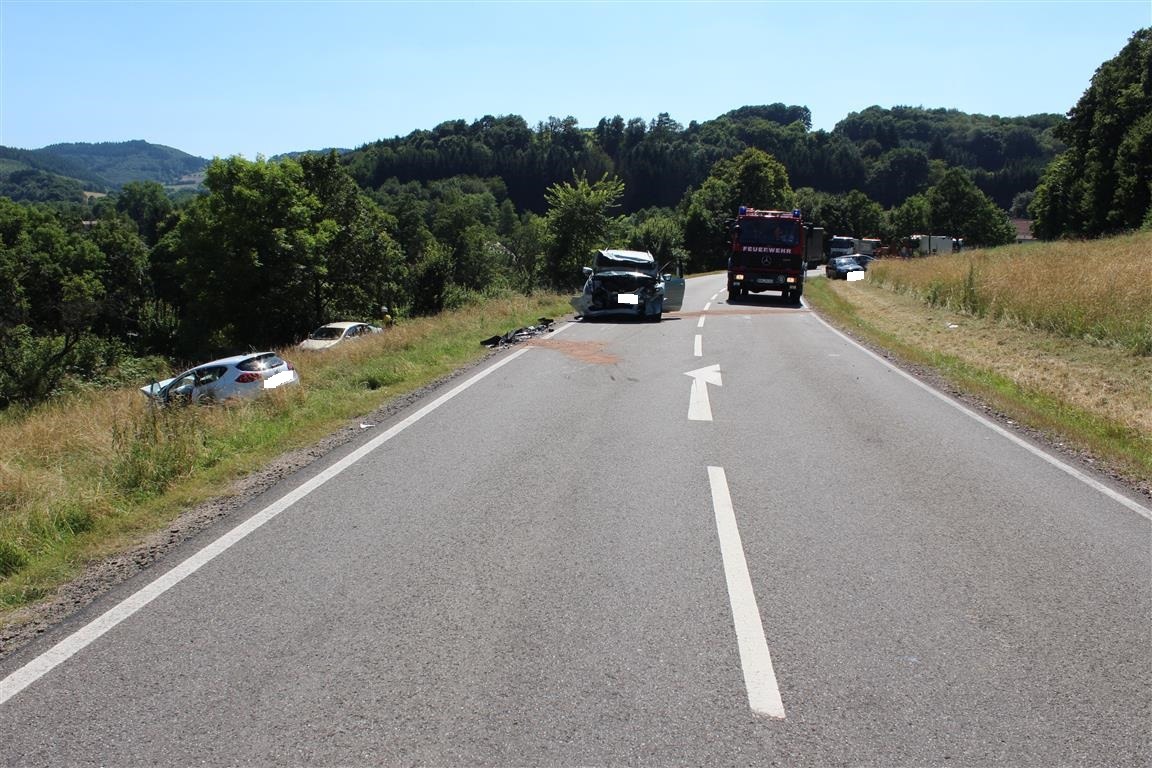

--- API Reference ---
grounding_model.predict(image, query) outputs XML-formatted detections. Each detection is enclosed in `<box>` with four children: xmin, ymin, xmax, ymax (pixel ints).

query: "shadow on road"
<box><xmin>726</xmin><ymin>292</ymin><xmax>803</xmax><ymax>309</ymax></box>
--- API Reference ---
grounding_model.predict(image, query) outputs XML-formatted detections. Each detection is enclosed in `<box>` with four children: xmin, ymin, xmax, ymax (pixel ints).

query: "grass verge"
<box><xmin>0</xmin><ymin>293</ymin><xmax>571</xmax><ymax>620</ymax></box>
<box><xmin>804</xmin><ymin>272</ymin><xmax>1152</xmax><ymax>493</ymax></box>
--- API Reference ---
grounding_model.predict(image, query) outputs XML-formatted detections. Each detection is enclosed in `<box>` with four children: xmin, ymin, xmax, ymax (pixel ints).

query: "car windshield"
<box><xmin>309</xmin><ymin>327</ymin><xmax>345</xmax><ymax>340</ymax></box>
<box><xmin>738</xmin><ymin>218</ymin><xmax>800</xmax><ymax>246</ymax></box>
<box><xmin>594</xmin><ymin>251</ymin><xmax>656</xmax><ymax>273</ymax></box>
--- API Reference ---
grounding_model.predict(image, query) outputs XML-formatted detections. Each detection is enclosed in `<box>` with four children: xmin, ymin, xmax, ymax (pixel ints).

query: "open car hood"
<box><xmin>592</xmin><ymin>269</ymin><xmax>657</xmax><ymax>279</ymax></box>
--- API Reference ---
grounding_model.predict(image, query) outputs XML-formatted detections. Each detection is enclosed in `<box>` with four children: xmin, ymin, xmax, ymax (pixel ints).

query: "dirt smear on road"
<box><xmin>525</xmin><ymin>338</ymin><xmax>619</xmax><ymax>364</ymax></box>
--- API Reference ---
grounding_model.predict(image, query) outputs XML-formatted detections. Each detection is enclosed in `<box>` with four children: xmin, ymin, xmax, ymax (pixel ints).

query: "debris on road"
<box><xmin>481</xmin><ymin>318</ymin><xmax>555</xmax><ymax>348</ymax></box>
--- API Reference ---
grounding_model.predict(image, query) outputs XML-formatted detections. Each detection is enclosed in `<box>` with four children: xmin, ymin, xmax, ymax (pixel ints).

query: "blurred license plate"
<box><xmin>755</xmin><ymin>277</ymin><xmax>776</xmax><ymax>284</ymax></box>
<box><xmin>264</xmin><ymin>370</ymin><xmax>297</xmax><ymax>389</ymax></box>
<box><xmin>616</xmin><ymin>294</ymin><xmax>639</xmax><ymax>305</ymax></box>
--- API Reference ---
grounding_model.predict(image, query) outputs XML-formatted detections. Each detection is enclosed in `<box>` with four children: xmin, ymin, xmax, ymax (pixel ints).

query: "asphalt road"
<box><xmin>1</xmin><ymin>274</ymin><xmax>1148</xmax><ymax>767</ymax></box>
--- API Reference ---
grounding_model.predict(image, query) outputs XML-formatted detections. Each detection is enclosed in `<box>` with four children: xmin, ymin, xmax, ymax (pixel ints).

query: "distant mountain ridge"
<box><xmin>0</xmin><ymin>140</ymin><xmax>209</xmax><ymax>191</ymax></box>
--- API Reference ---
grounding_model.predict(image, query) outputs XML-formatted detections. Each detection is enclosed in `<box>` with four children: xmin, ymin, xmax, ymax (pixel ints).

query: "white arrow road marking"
<box><xmin>686</xmin><ymin>364</ymin><xmax>722</xmax><ymax>421</ymax></box>
<box><xmin>708</xmin><ymin>466</ymin><xmax>786</xmax><ymax>719</ymax></box>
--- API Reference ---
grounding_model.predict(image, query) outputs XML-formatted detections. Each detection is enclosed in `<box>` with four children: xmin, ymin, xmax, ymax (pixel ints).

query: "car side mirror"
<box><xmin>582</xmin><ymin>266</ymin><xmax>593</xmax><ymax>277</ymax></box>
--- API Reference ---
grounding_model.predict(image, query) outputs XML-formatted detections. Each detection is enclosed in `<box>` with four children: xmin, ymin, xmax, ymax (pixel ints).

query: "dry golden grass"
<box><xmin>868</xmin><ymin>230</ymin><xmax>1152</xmax><ymax>354</ymax></box>
<box><xmin>810</xmin><ymin>235</ymin><xmax>1152</xmax><ymax>488</ymax></box>
<box><xmin>827</xmin><ymin>280</ymin><xmax>1152</xmax><ymax>438</ymax></box>
<box><xmin>0</xmin><ymin>292</ymin><xmax>569</xmax><ymax>608</ymax></box>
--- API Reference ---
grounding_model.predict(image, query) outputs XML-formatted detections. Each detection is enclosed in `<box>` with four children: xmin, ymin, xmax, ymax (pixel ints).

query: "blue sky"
<box><xmin>1</xmin><ymin>0</ymin><xmax>1148</xmax><ymax>159</ymax></box>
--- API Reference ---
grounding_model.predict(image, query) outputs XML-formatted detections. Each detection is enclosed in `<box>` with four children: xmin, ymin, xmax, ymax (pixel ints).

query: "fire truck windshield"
<box><xmin>738</xmin><ymin>218</ymin><xmax>799</xmax><ymax>246</ymax></box>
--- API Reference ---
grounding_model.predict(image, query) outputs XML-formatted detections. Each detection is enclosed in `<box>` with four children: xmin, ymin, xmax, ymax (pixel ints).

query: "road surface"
<box><xmin>1</xmin><ymin>274</ymin><xmax>1148</xmax><ymax>766</ymax></box>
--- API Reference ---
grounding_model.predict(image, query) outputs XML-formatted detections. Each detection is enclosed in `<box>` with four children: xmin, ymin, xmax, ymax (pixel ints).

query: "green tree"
<box><xmin>927</xmin><ymin>168</ymin><xmax>1015</xmax><ymax>247</ymax></box>
<box><xmin>886</xmin><ymin>194</ymin><xmax>931</xmax><ymax>246</ymax></box>
<box><xmin>1031</xmin><ymin>28</ymin><xmax>1152</xmax><ymax>237</ymax></box>
<box><xmin>500</xmin><ymin>211</ymin><xmax>549</xmax><ymax>292</ymax></box>
<box><xmin>157</xmin><ymin>156</ymin><xmax>331</xmax><ymax>354</ymax></box>
<box><xmin>866</xmin><ymin>147</ymin><xmax>932</xmax><ymax>207</ymax></box>
<box><xmin>298</xmin><ymin>152</ymin><xmax>406</xmax><ymax>324</ymax></box>
<box><xmin>841</xmin><ymin>190</ymin><xmax>885</xmax><ymax>238</ymax></box>
<box><xmin>543</xmin><ymin>172</ymin><xmax>625</xmax><ymax>289</ymax></box>
<box><xmin>115</xmin><ymin>181</ymin><xmax>174</xmax><ymax>246</ymax></box>
<box><xmin>84</xmin><ymin>213</ymin><xmax>151</xmax><ymax>342</ymax></box>
<box><xmin>793</xmin><ymin>187</ymin><xmax>834</xmax><ymax>229</ymax></box>
<box><xmin>0</xmin><ymin>200</ymin><xmax>123</xmax><ymax>406</ymax></box>
<box><xmin>627</xmin><ymin>210</ymin><xmax>687</xmax><ymax>273</ymax></box>
<box><xmin>1010</xmin><ymin>190</ymin><xmax>1035</xmax><ymax>219</ymax></box>
<box><xmin>407</xmin><ymin>241</ymin><xmax>454</xmax><ymax>315</ymax></box>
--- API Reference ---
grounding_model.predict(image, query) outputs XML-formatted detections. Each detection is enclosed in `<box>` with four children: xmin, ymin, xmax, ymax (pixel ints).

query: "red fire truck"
<box><xmin>726</xmin><ymin>206</ymin><xmax>813</xmax><ymax>302</ymax></box>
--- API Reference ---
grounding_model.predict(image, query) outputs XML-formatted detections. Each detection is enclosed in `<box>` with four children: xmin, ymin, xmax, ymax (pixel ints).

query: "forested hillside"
<box><xmin>1030</xmin><ymin>27</ymin><xmax>1152</xmax><ymax>238</ymax></box>
<box><xmin>42</xmin><ymin>140</ymin><xmax>208</xmax><ymax>187</ymax></box>
<box><xmin>1</xmin><ymin>106</ymin><xmax>1060</xmax><ymax>212</ymax></box>
<box><xmin>341</xmin><ymin>104</ymin><xmax>1064</xmax><ymax>215</ymax></box>
<box><xmin>0</xmin><ymin>141</ymin><xmax>208</xmax><ymax>200</ymax></box>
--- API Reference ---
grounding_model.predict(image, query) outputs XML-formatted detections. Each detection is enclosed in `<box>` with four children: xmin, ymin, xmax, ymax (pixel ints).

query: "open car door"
<box><xmin>662</xmin><ymin>275</ymin><xmax>685</xmax><ymax>312</ymax></box>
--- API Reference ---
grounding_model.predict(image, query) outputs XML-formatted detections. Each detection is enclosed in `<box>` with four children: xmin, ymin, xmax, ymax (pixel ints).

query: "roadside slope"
<box><xmin>804</xmin><ymin>273</ymin><xmax>1151</xmax><ymax>502</ymax></box>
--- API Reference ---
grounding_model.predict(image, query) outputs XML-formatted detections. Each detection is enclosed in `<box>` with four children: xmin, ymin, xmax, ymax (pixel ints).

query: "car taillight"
<box><xmin>235</xmin><ymin>372</ymin><xmax>262</xmax><ymax>383</ymax></box>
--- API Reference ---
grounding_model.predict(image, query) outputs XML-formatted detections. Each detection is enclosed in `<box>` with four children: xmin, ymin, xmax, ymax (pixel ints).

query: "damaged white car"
<box><xmin>571</xmin><ymin>249</ymin><xmax>685</xmax><ymax>322</ymax></box>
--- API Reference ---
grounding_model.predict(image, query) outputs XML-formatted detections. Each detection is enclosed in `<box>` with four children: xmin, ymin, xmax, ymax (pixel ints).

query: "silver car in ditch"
<box><xmin>571</xmin><ymin>249</ymin><xmax>685</xmax><ymax>322</ymax></box>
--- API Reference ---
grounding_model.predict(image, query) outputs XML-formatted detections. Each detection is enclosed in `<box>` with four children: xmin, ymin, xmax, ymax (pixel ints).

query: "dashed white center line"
<box><xmin>703</xmin><ymin>301</ymin><xmax>712</xmax><ymax>311</ymax></box>
<box><xmin>697</xmin><ymin>315</ymin><xmax>706</xmax><ymax>328</ymax></box>
<box><xmin>694</xmin><ymin>334</ymin><xmax>703</xmax><ymax>357</ymax></box>
<box><xmin>707</xmin><ymin>466</ymin><xmax>786</xmax><ymax>719</ymax></box>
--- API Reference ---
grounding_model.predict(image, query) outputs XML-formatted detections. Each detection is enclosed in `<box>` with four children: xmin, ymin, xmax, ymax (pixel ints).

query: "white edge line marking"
<box><xmin>0</xmin><ymin>329</ymin><xmax>569</xmax><ymax>706</ymax></box>
<box><xmin>694</xmin><ymin>334</ymin><xmax>703</xmax><ymax>357</ymax></box>
<box><xmin>708</xmin><ymin>466</ymin><xmax>785</xmax><ymax>718</ymax></box>
<box><xmin>810</xmin><ymin>313</ymin><xmax>1151</xmax><ymax>521</ymax></box>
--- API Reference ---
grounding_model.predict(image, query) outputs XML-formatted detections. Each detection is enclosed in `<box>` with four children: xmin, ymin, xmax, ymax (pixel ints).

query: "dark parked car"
<box><xmin>825</xmin><ymin>256</ymin><xmax>866</xmax><ymax>279</ymax></box>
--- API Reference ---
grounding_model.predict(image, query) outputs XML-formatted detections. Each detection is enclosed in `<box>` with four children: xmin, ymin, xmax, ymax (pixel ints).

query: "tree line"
<box><xmin>1</xmin><ymin>28</ymin><xmax>1147</xmax><ymax>408</ymax></box>
<box><xmin>342</xmin><ymin>103</ymin><xmax>1064</xmax><ymax>217</ymax></box>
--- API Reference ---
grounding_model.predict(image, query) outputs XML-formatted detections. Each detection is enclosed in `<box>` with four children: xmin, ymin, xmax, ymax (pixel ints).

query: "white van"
<box><xmin>828</xmin><ymin>236</ymin><xmax>855</xmax><ymax>259</ymax></box>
